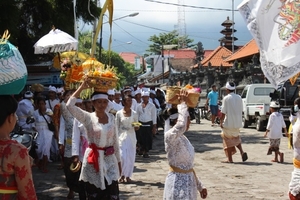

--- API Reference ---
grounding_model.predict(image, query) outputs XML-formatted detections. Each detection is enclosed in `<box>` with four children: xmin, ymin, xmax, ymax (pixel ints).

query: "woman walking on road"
<box><xmin>33</xmin><ymin>97</ymin><xmax>54</xmax><ymax>173</ymax></box>
<box><xmin>115</xmin><ymin>94</ymin><xmax>139</xmax><ymax>183</ymax></box>
<box><xmin>66</xmin><ymin>79</ymin><xmax>121</xmax><ymax>200</ymax></box>
<box><xmin>163</xmin><ymin>89</ymin><xmax>207</xmax><ymax>200</ymax></box>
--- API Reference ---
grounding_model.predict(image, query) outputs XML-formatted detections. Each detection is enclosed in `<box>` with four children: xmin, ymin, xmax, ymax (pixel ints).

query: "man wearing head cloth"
<box><xmin>219</xmin><ymin>81</ymin><xmax>248</xmax><ymax>163</ymax></box>
<box><xmin>16</xmin><ymin>91</ymin><xmax>35</xmax><ymax>129</ymax></box>
<box><xmin>46</xmin><ymin>85</ymin><xmax>60</xmax><ymax>111</ymax></box>
<box><xmin>45</xmin><ymin>85</ymin><xmax>61</xmax><ymax>162</ymax></box>
<box><xmin>107</xmin><ymin>89</ymin><xmax>122</xmax><ymax>113</ymax></box>
<box><xmin>56</xmin><ymin>87</ymin><xmax>64</xmax><ymax>101</ymax></box>
<box><xmin>149</xmin><ymin>90</ymin><xmax>160</xmax><ymax>109</ymax></box>
<box><xmin>113</xmin><ymin>90</ymin><xmax>123</xmax><ymax>107</ymax></box>
<box><xmin>134</xmin><ymin>89</ymin><xmax>142</xmax><ymax>104</ymax></box>
<box><xmin>135</xmin><ymin>91</ymin><xmax>157</xmax><ymax>158</ymax></box>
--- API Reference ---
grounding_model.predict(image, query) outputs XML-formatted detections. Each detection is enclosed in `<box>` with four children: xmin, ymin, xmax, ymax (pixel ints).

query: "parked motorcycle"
<box><xmin>10</xmin><ymin>116</ymin><xmax>38</xmax><ymax>157</ymax></box>
<box><xmin>189</xmin><ymin>107</ymin><xmax>201</xmax><ymax>124</ymax></box>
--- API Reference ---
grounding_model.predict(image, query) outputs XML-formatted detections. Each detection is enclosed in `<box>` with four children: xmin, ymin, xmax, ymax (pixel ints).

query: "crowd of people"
<box><xmin>5</xmin><ymin>79</ymin><xmax>300</xmax><ymax>199</ymax></box>
<box><xmin>8</xmin><ymin>80</ymin><xmax>204</xmax><ymax>199</ymax></box>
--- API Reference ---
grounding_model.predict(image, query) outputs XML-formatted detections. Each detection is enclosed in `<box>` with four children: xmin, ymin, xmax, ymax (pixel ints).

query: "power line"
<box><xmin>114</xmin><ymin>9</ymin><xmax>223</xmax><ymax>13</ymax></box>
<box><xmin>122</xmin><ymin>20</ymin><xmax>171</xmax><ymax>33</ymax></box>
<box><xmin>144</xmin><ymin>0</ymin><xmax>239</xmax><ymax>11</ymax></box>
<box><xmin>112</xmin><ymin>21</ymin><xmax>150</xmax><ymax>45</ymax></box>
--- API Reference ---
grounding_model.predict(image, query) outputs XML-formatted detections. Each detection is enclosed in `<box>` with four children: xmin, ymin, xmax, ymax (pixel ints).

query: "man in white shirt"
<box><xmin>46</xmin><ymin>85</ymin><xmax>60</xmax><ymax>162</ymax></box>
<box><xmin>220</xmin><ymin>82</ymin><xmax>248</xmax><ymax>163</ymax></box>
<box><xmin>136</xmin><ymin>91</ymin><xmax>157</xmax><ymax>158</ymax></box>
<box><xmin>149</xmin><ymin>90</ymin><xmax>160</xmax><ymax>109</ymax></box>
<box><xmin>46</xmin><ymin>85</ymin><xmax>60</xmax><ymax>111</ymax></box>
<box><xmin>16</xmin><ymin>91</ymin><xmax>35</xmax><ymax>129</ymax></box>
<box><xmin>149</xmin><ymin>90</ymin><xmax>161</xmax><ymax>134</ymax></box>
<box><xmin>107</xmin><ymin>89</ymin><xmax>122</xmax><ymax>114</ymax></box>
<box><xmin>134</xmin><ymin>89</ymin><xmax>142</xmax><ymax>104</ymax></box>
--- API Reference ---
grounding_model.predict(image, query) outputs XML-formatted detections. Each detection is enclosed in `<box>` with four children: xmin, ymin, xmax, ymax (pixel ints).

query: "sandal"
<box><xmin>118</xmin><ymin>177</ymin><xmax>125</xmax><ymax>183</ymax></box>
<box><xmin>221</xmin><ymin>160</ymin><xmax>233</xmax><ymax>163</ymax></box>
<box><xmin>125</xmin><ymin>177</ymin><xmax>132</xmax><ymax>183</ymax></box>
<box><xmin>143</xmin><ymin>154</ymin><xmax>149</xmax><ymax>158</ymax></box>
<box><xmin>242</xmin><ymin>152</ymin><xmax>248</xmax><ymax>162</ymax></box>
<box><xmin>271</xmin><ymin>159</ymin><xmax>278</xmax><ymax>162</ymax></box>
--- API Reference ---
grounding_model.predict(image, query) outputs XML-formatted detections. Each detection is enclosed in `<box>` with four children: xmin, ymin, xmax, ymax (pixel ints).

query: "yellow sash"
<box><xmin>0</xmin><ymin>188</ymin><xmax>18</xmax><ymax>194</ymax></box>
<box><xmin>66</xmin><ymin>138</ymin><xmax>72</xmax><ymax>145</ymax></box>
<box><xmin>170</xmin><ymin>165</ymin><xmax>200</xmax><ymax>185</ymax></box>
<box><xmin>293</xmin><ymin>158</ymin><xmax>300</xmax><ymax>169</ymax></box>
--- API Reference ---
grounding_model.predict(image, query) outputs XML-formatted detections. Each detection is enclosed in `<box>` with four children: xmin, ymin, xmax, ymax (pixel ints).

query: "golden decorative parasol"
<box><xmin>53</xmin><ymin>51</ymin><xmax>90</xmax><ymax>69</ymax></box>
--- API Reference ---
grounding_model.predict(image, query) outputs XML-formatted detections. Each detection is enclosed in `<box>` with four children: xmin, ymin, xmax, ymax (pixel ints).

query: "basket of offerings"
<box><xmin>166</xmin><ymin>86</ymin><xmax>182</xmax><ymax>105</ymax></box>
<box><xmin>166</xmin><ymin>84</ymin><xmax>200</xmax><ymax>108</ymax></box>
<box><xmin>83</xmin><ymin>58</ymin><xmax>119</xmax><ymax>93</ymax></box>
<box><xmin>59</xmin><ymin>57</ymin><xmax>85</xmax><ymax>90</ymax></box>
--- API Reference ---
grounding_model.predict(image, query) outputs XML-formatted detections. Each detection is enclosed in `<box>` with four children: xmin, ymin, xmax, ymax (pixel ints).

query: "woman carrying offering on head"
<box><xmin>163</xmin><ymin>89</ymin><xmax>207</xmax><ymax>200</ymax></box>
<box><xmin>66</xmin><ymin>78</ymin><xmax>121</xmax><ymax>200</ymax></box>
<box><xmin>115</xmin><ymin>94</ymin><xmax>139</xmax><ymax>183</ymax></box>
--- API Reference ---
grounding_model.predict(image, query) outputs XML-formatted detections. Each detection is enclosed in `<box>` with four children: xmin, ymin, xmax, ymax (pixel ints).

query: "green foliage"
<box><xmin>147</xmin><ymin>30</ymin><xmax>195</xmax><ymax>54</ymax></box>
<box><xmin>0</xmin><ymin>0</ymin><xmax>100</xmax><ymax>62</ymax></box>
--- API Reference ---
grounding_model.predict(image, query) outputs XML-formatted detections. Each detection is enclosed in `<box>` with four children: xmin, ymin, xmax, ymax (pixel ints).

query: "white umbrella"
<box><xmin>34</xmin><ymin>28</ymin><xmax>78</xmax><ymax>54</ymax></box>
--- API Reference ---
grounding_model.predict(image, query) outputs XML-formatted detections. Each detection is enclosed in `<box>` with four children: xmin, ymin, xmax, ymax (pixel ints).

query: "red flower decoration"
<box><xmin>25</xmin><ymin>179</ymin><xmax>36</xmax><ymax>200</ymax></box>
<box><xmin>15</xmin><ymin>165</ymin><xmax>27</xmax><ymax>180</ymax></box>
<box><xmin>18</xmin><ymin>147</ymin><xmax>28</xmax><ymax>159</ymax></box>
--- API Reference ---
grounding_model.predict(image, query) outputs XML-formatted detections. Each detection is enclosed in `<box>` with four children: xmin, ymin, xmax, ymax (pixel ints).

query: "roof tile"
<box><xmin>200</xmin><ymin>46</ymin><xmax>232</xmax><ymax>67</ymax></box>
<box><xmin>225</xmin><ymin>39</ymin><xmax>259</xmax><ymax>62</ymax></box>
<box><xmin>119</xmin><ymin>52</ymin><xmax>141</xmax><ymax>64</ymax></box>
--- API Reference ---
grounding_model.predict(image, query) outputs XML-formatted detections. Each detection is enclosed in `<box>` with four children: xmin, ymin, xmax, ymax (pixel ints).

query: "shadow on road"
<box><xmin>233</xmin><ymin>161</ymin><xmax>272</xmax><ymax>166</ymax></box>
<box><xmin>119</xmin><ymin>181</ymin><xmax>165</xmax><ymax>199</ymax></box>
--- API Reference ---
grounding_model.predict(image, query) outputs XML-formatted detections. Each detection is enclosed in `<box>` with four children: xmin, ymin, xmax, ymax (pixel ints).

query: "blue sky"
<box><xmin>80</xmin><ymin>0</ymin><xmax>252</xmax><ymax>55</ymax></box>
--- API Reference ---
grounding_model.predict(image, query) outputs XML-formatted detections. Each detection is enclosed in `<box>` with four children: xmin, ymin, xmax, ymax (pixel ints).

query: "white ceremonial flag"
<box><xmin>238</xmin><ymin>0</ymin><xmax>300</xmax><ymax>88</ymax></box>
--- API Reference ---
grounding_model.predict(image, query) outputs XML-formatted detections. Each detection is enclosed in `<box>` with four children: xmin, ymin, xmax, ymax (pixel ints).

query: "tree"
<box><xmin>147</xmin><ymin>30</ymin><xmax>195</xmax><ymax>54</ymax></box>
<box><xmin>0</xmin><ymin>0</ymin><xmax>100</xmax><ymax>62</ymax></box>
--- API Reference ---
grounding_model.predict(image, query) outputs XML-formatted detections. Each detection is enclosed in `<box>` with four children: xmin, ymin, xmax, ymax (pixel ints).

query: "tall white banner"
<box><xmin>238</xmin><ymin>0</ymin><xmax>300</xmax><ymax>88</ymax></box>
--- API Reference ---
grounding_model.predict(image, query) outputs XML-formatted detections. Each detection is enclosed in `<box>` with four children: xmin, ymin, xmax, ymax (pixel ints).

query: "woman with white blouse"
<box><xmin>163</xmin><ymin>89</ymin><xmax>207</xmax><ymax>200</ymax></box>
<box><xmin>115</xmin><ymin>95</ymin><xmax>139</xmax><ymax>183</ymax></box>
<box><xmin>33</xmin><ymin>97</ymin><xmax>54</xmax><ymax>173</ymax></box>
<box><xmin>67</xmin><ymin>80</ymin><xmax>121</xmax><ymax>200</ymax></box>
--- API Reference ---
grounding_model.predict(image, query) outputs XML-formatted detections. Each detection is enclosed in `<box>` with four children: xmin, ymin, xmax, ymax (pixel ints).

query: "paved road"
<box><xmin>33</xmin><ymin>119</ymin><xmax>294</xmax><ymax>200</ymax></box>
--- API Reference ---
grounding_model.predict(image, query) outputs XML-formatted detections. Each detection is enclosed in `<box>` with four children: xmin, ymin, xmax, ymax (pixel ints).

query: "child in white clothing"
<box><xmin>264</xmin><ymin>101</ymin><xmax>287</xmax><ymax>163</ymax></box>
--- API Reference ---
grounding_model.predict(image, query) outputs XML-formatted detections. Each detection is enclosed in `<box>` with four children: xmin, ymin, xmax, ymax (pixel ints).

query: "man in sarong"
<box><xmin>219</xmin><ymin>82</ymin><xmax>248</xmax><ymax>163</ymax></box>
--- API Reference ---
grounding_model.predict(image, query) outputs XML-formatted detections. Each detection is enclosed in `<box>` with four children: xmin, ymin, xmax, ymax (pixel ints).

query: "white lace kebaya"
<box><xmin>163</xmin><ymin>102</ymin><xmax>205</xmax><ymax>200</ymax></box>
<box><xmin>66</xmin><ymin>96</ymin><xmax>121</xmax><ymax>190</ymax></box>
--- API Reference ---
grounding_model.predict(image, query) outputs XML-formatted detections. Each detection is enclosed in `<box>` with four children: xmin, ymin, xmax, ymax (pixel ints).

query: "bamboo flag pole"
<box><xmin>91</xmin><ymin>0</ymin><xmax>113</xmax><ymax>62</ymax></box>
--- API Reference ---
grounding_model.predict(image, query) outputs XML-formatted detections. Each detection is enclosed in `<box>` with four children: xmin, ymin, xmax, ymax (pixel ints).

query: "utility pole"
<box><xmin>162</xmin><ymin>45</ymin><xmax>164</xmax><ymax>83</ymax></box>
